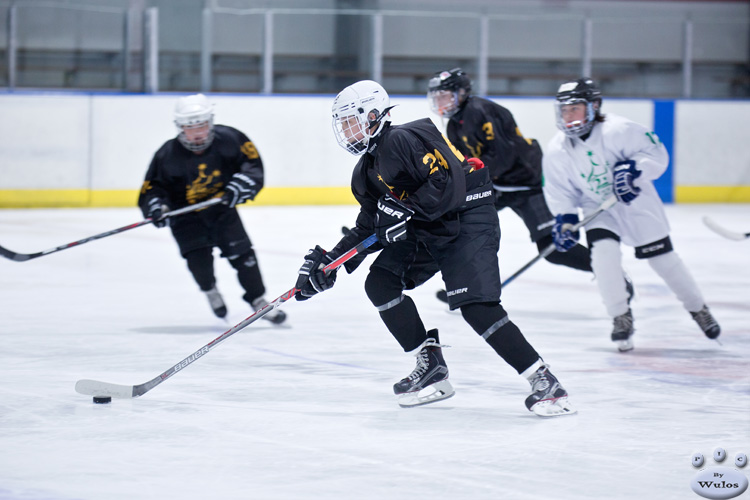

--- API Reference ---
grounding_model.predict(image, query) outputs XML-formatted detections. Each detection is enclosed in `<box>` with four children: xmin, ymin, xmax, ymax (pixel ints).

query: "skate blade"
<box><xmin>397</xmin><ymin>380</ymin><xmax>455</xmax><ymax>408</ymax></box>
<box><xmin>530</xmin><ymin>397</ymin><xmax>577</xmax><ymax>418</ymax></box>
<box><xmin>615</xmin><ymin>339</ymin><xmax>634</xmax><ymax>352</ymax></box>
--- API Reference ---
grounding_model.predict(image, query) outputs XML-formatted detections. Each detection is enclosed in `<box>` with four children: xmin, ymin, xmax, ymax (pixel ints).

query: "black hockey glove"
<box><xmin>222</xmin><ymin>173</ymin><xmax>259</xmax><ymax>208</ymax></box>
<box><xmin>375</xmin><ymin>194</ymin><xmax>414</xmax><ymax>246</ymax></box>
<box><xmin>552</xmin><ymin>213</ymin><xmax>580</xmax><ymax>252</ymax></box>
<box><xmin>294</xmin><ymin>245</ymin><xmax>337</xmax><ymax>301</ymax></box>
<box><xmin>613</xmin><ymin>159</ymin><xmax>642</xmax><ymax>205</ymax></box>
<box><xmin>146</xmin><ymin>197</ymin><xmax>171</xmax><ymax>229</ymax></box>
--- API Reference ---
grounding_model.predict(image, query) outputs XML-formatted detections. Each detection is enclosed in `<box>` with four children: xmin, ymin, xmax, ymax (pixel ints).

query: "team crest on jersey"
<box><xmin>186</xmin><ymin>163</ymin><xmax>223</xmax><ymax>204</ymax></box>
<box><xmin>581</xmin><ymin>150</ymin><xmax>612</xmax><ymax>196</ymax></box>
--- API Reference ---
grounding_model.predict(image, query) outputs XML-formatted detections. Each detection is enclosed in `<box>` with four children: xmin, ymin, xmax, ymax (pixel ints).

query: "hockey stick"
<box><xmin>500</xmin><ymin>196</ymin><xmax>618</xmax><ymax>288</ymax></box>
<box><xmin>75</xmin><ymin>234</ymin><xmax>379</xmax><ymax>399</ymax></box>
<box><xmin>0</xmin><ymin>198</ymin><xmax>223</xmax><ymax>262</ymax></box>
<box><xmin>702</xmin><ymin>216</ymin><xmax>749</xmax><ymax>241</ymax></box>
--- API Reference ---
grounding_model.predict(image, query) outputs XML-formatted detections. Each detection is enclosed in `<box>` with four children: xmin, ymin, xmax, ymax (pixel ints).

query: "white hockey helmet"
<box><xmin>331</xmin><ymin>80</ymin><xmax>392</xmax><ymax>156</ymax></box>
<box><xmin>174</xmin><ymin>93</ymin><xmax>215</xmax><ymax>152</ymax></box>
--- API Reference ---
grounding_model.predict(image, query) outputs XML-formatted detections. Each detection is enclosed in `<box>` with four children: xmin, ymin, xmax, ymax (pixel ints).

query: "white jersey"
<box><xmin>542</xmin><ymin>113</ymin><xmax>670</xmax><ymax>247</ymax></box>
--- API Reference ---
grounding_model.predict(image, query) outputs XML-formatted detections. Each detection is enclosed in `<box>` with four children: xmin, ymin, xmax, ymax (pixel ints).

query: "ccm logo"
<box><xmin>641</xmin><ymin>243</ymin><xmax>665</xmax><ymax>254</ymax></box>
<box><xmin>466</xmin><ymin>190</ymin><xmax>492</xmax><ymax>202</ymax></box>
<box><xmin>377</xmin><ymin>201</ymin><xmax>407</xmax><ymax>219</ymax></box>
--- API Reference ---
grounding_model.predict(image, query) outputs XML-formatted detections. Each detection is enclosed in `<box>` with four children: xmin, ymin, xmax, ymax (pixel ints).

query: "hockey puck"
<box><xmin>93</xmin><ymin>396</ymin><xmax>112</xmax><ymax>404</ymax></box>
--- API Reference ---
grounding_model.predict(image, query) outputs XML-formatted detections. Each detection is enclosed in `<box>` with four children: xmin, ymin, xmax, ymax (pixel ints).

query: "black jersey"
<box><xmin>138</xmin><ymin>124</ymin><xmax>264</xmax><ymax>215</ymax></box>
<box><xmin>332</xmin><ymin>118</ymin><xmax>492</xmax><ymax>271</ymax></box>
<box><xmin>447</xmin><ymin>96</ymin><xmax>543</xmax><ymax>189</ymax></box>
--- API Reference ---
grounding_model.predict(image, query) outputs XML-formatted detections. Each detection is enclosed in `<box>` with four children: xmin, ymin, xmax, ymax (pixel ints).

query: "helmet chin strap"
<box><xmin>367</xmin><ymin>105</ymin><xmax>397</xmax><ymax>133</ymax></box>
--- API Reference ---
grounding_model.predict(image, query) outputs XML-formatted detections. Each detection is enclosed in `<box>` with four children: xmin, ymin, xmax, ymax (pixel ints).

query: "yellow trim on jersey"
<box><xmin>0</xmin><ymin>187</ymin><xmax>359</xmax><ymax>208</ymax></box>
<box><xmin>675</xmin><ymin>186</ymin><xmax>750</xmax><ymax>203</ymax></box>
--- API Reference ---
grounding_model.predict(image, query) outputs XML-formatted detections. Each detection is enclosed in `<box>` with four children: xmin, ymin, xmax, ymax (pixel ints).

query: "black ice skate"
<box><xmin>205</xmin><ymin>287</ymin><xmax>227</xmax><ymax>318</ymax></box>
<box><xmin>690</xmin><ymin>305</ymin><xmax>720</xmax><ymax>340</ymax></box>
<box><xmin>393</xmin><ymin>332</ymin><xmax>454</xmax><ymax>407</ymax></box>
<box><xmin>252</xmin><ymin>297</ymin><xmax>287</xmax><ymax>325</ymax></box>
<box><xmin>611</xmin><ymin>309</ymin><xmax>634</xmax><ymax>352</ymax></box>
<box><xmin>524</xmin><ymin>364</ymin><xmax>576</xmax><ymax>417</ymax></box>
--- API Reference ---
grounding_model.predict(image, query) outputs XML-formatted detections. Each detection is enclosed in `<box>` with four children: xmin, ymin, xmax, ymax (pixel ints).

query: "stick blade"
<box><xmin>75</xmin><ymin>379</ymin><xmax>135</xmax><ymax>398</ymax></box>
<box><xmin>702</xmin><ymin>216</ymin><xmax>746</xmax><ymax>241</ymax></box>
<box><xmin>0</xmin><ymin>244</ymin><xmax>31</xmax><ymax>262</ymax></box>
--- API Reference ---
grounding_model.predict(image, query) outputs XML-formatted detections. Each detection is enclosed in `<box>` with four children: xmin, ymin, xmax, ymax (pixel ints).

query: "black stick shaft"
<box><xmin>0</xmin><ymin>198</ymin><xmax>222</xmax><ymax>262</ymax></box>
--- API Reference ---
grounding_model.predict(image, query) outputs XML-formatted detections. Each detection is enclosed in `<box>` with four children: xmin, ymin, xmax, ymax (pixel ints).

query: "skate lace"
<box><xmin>530</xmin><ymin>369</ymin><xmax>551</xmax><ymax>393</ymax></box>
<box><xmin>613</xmin><ymin>312</ymin><xmax>633</xmax><ymax>332</ymax></box>
<box><xmin>407</xmin><ymin>339</ymin><xmax>448</xmax><ymax>381</ymax></box>
<box><xmin>206</xmin><ymin>289</ymin><xmax>224</xmax><ymax>308</ymax></box>
<box><xmin>692</xmin><ymin>307</ymin><xmax>718</xmax><ymax>331</ymax></box>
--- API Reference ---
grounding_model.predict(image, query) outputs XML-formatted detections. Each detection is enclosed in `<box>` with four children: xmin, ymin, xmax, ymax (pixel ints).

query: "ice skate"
<box><xmin>690</xmin><ymin>305</ymin><xmax>720</xmax><ymax>340</ymax></box>
<box><xmin>252</xmin><ymin>297</ymin><xmax>287</xmax><ymax>325</ymax></box>
<box><xmin>394</xmin><ymin>333</ymin><xmax>454</xmax><ymax>407</ymax></box>
<box><xmin>611</xmin><ymin>309</ymin><xmax>634</xmax><ymax>352</ymax></box>
<box><xmin>524</xmin><ymin>364</ymin><xmax>576</xmax><ymax>417</ymax></box>
<box><xmin>204</xmin><ymin>287</ymin><xmax>227</xmax><ymax>318</ymax></box>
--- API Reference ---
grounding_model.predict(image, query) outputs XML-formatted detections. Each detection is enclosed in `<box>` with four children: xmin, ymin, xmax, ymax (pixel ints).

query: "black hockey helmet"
<box><xmin>555</xmin><ymin>78</ymin><xmax>602</xmax><ymax>106</ymax></box>
<box><xmin>555</xmin><ymin>78</ymin><xmax>602</xmax><ymax>137</ymax></box>
<box><xmin>427</xmin><ymin>68</ymin><xmax>472</xmax><ymax>118</ymax></box>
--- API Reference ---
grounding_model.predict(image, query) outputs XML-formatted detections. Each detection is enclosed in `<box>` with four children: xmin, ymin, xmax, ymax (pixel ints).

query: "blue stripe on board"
<box><xmin>653</xmin><ymin>100</ymin><xmax>675</xmax><ymax>203</ymax></box>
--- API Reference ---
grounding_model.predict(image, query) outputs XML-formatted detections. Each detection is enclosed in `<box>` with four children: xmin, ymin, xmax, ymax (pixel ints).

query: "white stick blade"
<box><xmin>702</xmin><ymin>216</ymin><xmax>746</xmax><ymax>241</ymax></box>
<box><xmin>75</xmin><ymin>379</ymin><xmax>134</xmax><ymax>398</ymax></box>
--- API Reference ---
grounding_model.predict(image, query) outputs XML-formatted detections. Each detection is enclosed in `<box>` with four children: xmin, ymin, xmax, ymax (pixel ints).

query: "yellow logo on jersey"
<box><xmin>186</xmin><ymin>163</ymin><xmax>223</xmax><ymax>204</ymax></box>
<box><xmin>240</xmin><ymin>141</ymin><xmax>259</xmax><ymax>160</ymax></box>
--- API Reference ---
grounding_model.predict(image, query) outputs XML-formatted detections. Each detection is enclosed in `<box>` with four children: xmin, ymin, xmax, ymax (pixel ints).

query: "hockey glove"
<box><xmin>612</xmin><ymin>159</ymin><xmax>642</xmax><ymax>205</ymax></box>
<box><xmin>222</xmin><ymin>173</ymin><xmax>259</xmax><ymax>208</ymax></box>
<box><xmin>294</xmin><ymin>245</ymin><xmax>337</xmax><ymax>301</ymax></box>
<box><xmin>552</xmin><ymin>213</ymin><xmax>580</xmax><ymax>252</ymax></box>
<box><xmin>146</xmin><ymin>197</ymin><xmax>171</xmax><ymax>229</ymax></box>
<box><xmin>375</xmin><ymin>194</ymin><xmax>414</xmax><ymax>246</ymax></box>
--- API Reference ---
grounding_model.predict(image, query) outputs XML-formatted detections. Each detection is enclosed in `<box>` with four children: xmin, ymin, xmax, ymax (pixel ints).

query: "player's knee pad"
<box><xmin>228</xmin><ymin>249</ymin><xmax>257</xmax><ymax>270</ymax></box>
<box><xmin>460</xmin><ymin>302</ymin><xmax>509</xmax><ymax>338</ymax></box>
<box><xmin>589</xmin><ymin>233</ymin><xmax>622</xmax><ymax>269</ymax></box>
<box><xmin>184</xmin><ymin>247</ymin><xmax>215</xmax><ymax>290</ymax></box>
<box><xmin>364</xmin><ymin>267</ymin><xmax>404</xmax><ymax>308</ymax></box>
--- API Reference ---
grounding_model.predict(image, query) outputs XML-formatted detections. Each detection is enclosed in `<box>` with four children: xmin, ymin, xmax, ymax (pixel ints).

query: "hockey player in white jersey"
<box><xmin>542</xmin><ymin>78</ymin><xmax>720</xmax><ymax>351</ymax></box>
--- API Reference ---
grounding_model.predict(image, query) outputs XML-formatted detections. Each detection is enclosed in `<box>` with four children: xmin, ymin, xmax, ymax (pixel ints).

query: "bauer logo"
<box><xmin>690</xmin><ymin>449</ymin><xmax>749</xmax><ymax>499</ymax></box>
<box><xmin>174</xmin><ymin>346</ymin><xmax>210</xmax><ymax>372</ymax></box>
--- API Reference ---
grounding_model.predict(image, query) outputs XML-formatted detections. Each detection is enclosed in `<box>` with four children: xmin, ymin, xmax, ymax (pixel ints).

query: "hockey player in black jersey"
<box><xmin>294</xmin><ymin>80</ymin><xmax>575</xmax><ymax>417</ymax></box>
<box><xmin>138</xmin><ymin>93</ymin><xmax>286</xmax><ymax>325</ymax></box>
<box><xmin>428</xmin><ymin>68</ymin><xmax>600</xmax><ymax>302</ymax></box>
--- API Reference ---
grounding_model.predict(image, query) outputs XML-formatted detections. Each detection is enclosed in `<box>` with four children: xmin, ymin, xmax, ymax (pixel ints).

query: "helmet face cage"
<box><xmin>555</xmin><ymin>78</ymin><xmax>602</xmax><ymax>137</ymax></box>
<box><xmin>427</xmin><ymin>68</ymin><xmax>471</xmax><ymax>118</ymax></box>
<box><xmin>331</xmin><ymin>80</ymin><xmax>390</xmax><ymax>156</ymax></box>
<box><xmin>555</xmin><ymin>98</ymin><xmax>596</xmax><ymax>137</ymax></box>
<box><xmin>174</xmin><ymin>94</ymin><xmax>215</xmax><ymax>152</ymax></box>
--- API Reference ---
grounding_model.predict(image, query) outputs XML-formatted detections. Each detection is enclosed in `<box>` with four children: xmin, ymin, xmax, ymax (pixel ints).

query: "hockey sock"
<box><xmin>365</xmin><ymin>268</ymin><xmax>427</xmax><ymax>352</ymax></box>
<box><xmin>185</xmin><ymin>247</ymin><xmax>216</xmax><ymax>291</ymax></box>
<box><xmin>228</xmin><ymin>250</ymin><xmax>267</xmax><ymax>304</ymax></box>
<box><xmin>647</xmin><ymin>251</ymin><xmax>705</xmax><ymax>312</ymax></box>
<box><xmin>460</xmin><ymin>302</ymin><xmax>540</xmax><ymax>374</ymax></box>
<box><xmin>590</xmin><ymin>238</ymin><xmax>630</xmax><ymax>317</ymax></box>
<box><xmin>537</xmin><ymin>235</ymin><xmax>592</xmax><ymax>272</ymax></box>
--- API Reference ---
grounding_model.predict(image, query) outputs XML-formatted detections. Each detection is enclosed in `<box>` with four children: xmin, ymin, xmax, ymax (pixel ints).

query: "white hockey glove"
<box><xmin>613</xmin><ymin>160</ymin><xmax>642</xmax><ymax>204</ymax></box>
<box><xmin>375</xmin><ymin>194</ymin><xmax>415</xmax><ymax>246</ymax></box>
<box><xmin>146</xmin><ymin>197</ymin><xmax>171</xmax><ymax>228</ymax></box>
<box><xmin>222</xmin><ymin>173</ymin><xmax>258</xmax><ymax>208</ymax></box>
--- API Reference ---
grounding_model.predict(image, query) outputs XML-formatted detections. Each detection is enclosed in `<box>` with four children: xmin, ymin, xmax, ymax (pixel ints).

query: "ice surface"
<box><xmin>0</xmin><ymin>204</ymin><xmax>748</xmax><ymax>500</ymax></box>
